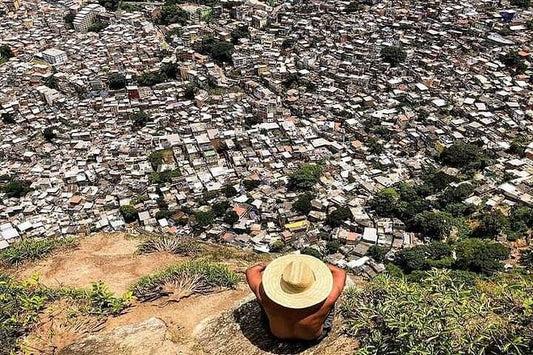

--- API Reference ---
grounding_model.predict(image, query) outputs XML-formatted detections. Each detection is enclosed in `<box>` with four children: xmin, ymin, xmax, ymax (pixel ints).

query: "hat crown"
<box><xmin>281</xmin><ymin>261</ymin><xmax>315</xmax><ymax>293</ymax></box>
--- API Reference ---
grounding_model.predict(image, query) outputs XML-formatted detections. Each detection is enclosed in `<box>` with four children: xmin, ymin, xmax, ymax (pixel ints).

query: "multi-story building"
<box><xmin>42</xmin><ymin>48</ymin><xmax>67</xmax><ymax>65</ymax></box>
<box><xmin>72</xmin><ymin>3</ymin><xmax>106</xmax><ymax>33</ymax></box>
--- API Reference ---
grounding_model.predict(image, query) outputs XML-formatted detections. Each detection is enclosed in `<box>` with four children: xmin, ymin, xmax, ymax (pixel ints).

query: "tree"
<box><xmin>131</xmin><ymin>111</ymin><xmax>151</xmax><ymax>128</ymax></box>
<box><xmin>148</xmin><ymin>151</ymin><xmax>164</xmax><ymax>170</ymax></box>
<box><xmin>300</xmin><ymin>247</ymin><xmax>322</xmax><ymax>260</ymax></box>
<box><xmin>43</xmin><ymin>127</ymin><xmax>56</xmax><ymax>142</ymax></box>
<box><xmin>472</xmin><ymin>210</ymin><xmax>508</xmax><ymax>239</ymax></box>
<box><xmin>221</xmin><ymin>184</ymin><xmax>238</xmax><ymax>198</ymax></box>
<box><xmin>108</xmin><ymin>73</ymin><xmax>126</xmax><ymax>90</ymax></box>
<box><xmin>439</xmin><ymin>141</ymin><xmax>489</xmax><ymax>171</ymax></box>
<box><xmin>270</xmin><ymin>240</ymin><xmax>284</xmax><ymax>252</ymax></box>
<box><xmin>454</xmin><ymin>238</ymin><xmax>509</xmax><ymax>274</ymax></box>
<box><xmin>0</xmin><ymin>45</ymin><xmax>13</xmax><ymax>60</ymax></box>
<box><xmin>281</xmin><ymin>38</ymin><xmax>296</xmax><ymax>49</ymax></box>
<box><xmin>223</xmin><ymin>210</ymin><xmax>239</xmax><ymax>225</ymax></box>
<box><xmin>195</xmin><ymin>210</ymin><xmax>215</xmax><ymax>227</ymax></box>
<box><xmin>161</xmin><ymin>62</ymin><xmax>179</xmax><ymax>79</ymax></box>
<box><xmin>165</xmin><ymin>27</ymin><xmax>183</xmax><ymax>44</ymax></box>
<box><xmin>293</xmin><ymin>192</ymin><xmax>313</xmax><ymax>215</ymax></box>
<box><xmin>99</xmin><ymin>0</ymin><xmax>120</xmax><ymax>11</ymax></box>
<box><xmin>155</xmin><ymin>209</ymin><xmax>172</xmax><ymax>220</ymax></box>
<box><xmin>243</xmin><ymin>179</ymin><xmax>261</xmax><ymax>191</ymax></box>
<box><xmin>326</xmin><ymin>207</ymin><xmax>353</xmax><ymax>227</ymax></box>
<box><xmin>368</xmin><ymin>245</ymin><xmax>388</xmax><ymax>262</ymax></box>
<box><xmin>345</xmin><ymin>1</ymin><xmax>364</xmax><ymax>12</ymax></box>
<box><xmin>510</xmin><ymin>0</ymin><xmax>530</xmax><ymax>9</ymax></box>
<box><xmin>231</xmin><ymin>25</ymin><xmax>250</xmax><ymax>44</ymax></box>
<box><xmin>367</xmin><ymin>137</ymin><xmax>383</xmax><ymax>154</ymax></box>
<box><xmin>380</xmin><ymin>46</ymin><xmax>407</xmax><ymax>66</ymax></box>
<box><xmin>87</xmin><ymin>20</ymin><xmax>108</xmax><ymax>32</ymax></box>
<box><xmin>197</xmin><ymin>36</ymin><xmax>234</xmax><ymax>64</ymax></box>
<box><xmin>136</xmin><ymin>71</ymin><xmax>167</xmax><ymax>87</ymax></box>
<box><xmin>2</xmin><ymin>179</ymin><xmax>31</xmax><ymax>198</ymax></box>
<box><xmin>326</xmin><ymin>240</ymin><xmax>341</xmax><ymax>254</ymax></box>
<box><xmin>288</xmin><ymin>164</ymin><xmax>323</xmax><ymax>190</ymax></box>
<box><xmin>119</xmin><ymin>205</ymin><xmax>138</xmax><ymax>223</ymax></box>
<box><xmin>394</xmin><ymin>242</ymin><xmax>453</xmax><ymax>273</ymax></box>
<box><xmin>212</xmin><ymin>201</ymin><xmax>230</xmax><ymax>217</ymax></box>
<box><xmin>1</xmin><ymin>112</ymin><xmax>16</xmax><ymax>124</ymax></box>
<box><xmin>370</xmin><ymin>187</ymin><xmax>399</xmax><ymax>217</ymax></box>
<box><xmin>44</xmin><ymin>75</ymin><xmax>58</xmax><ymax>90</ymax></box>
<box><xmin>412</xmin><ymin>211</ymin><xmax>454</xmax><ymax>240</ymax></box>
<box><xmin>158</xmin><ymin>5</ymin><xmax>190</xmax><ymax>25</ymax></box>
<box><xmin>64</xmin><ymin>12</ymin><xmax>75</xmax><ymax>25</ymax></box>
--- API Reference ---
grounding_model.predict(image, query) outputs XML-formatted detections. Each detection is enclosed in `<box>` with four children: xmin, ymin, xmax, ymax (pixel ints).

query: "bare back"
<box><xmin>246</xmin><ymin>263</ymin><xmax>347</xmax><ymax>341</ymax></box>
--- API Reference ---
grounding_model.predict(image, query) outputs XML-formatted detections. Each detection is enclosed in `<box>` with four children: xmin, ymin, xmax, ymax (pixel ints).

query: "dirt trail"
<box><xmin>15</xmin><ymin>233</ymin><xmax>185</xmax><ymax>294</ymax></box>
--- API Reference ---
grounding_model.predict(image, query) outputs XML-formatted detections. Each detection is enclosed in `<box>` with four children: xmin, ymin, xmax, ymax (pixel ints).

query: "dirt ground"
<box><xmin>15</xmin><ymin>233</ymin><xmax>185</xmax><ymax>294</ymax></box>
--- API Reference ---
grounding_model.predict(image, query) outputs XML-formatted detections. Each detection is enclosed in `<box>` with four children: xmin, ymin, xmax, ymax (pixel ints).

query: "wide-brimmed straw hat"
<box><xmin>262</xmin><ymin>254</ymin><xmax>333</xmax><ymax>309</ymax></box>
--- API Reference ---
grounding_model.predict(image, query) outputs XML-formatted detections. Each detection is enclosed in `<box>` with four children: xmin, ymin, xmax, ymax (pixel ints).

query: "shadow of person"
<box><xmin>232</xmin><ymin>299</ymin><xmax>316</xmax><ymax>354</ymax></box>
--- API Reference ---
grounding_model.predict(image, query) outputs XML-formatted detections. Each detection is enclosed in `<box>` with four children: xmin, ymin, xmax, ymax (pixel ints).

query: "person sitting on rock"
<box><xmin>245</xmin><ymin>254</ymin><xmax>346</xmax><ymax>342</ymax></box>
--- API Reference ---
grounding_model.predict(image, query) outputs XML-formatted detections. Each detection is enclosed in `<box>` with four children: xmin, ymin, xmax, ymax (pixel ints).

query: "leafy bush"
<box><xmin>231</xmin><ymin>25</ymin><xmax>250</xmax><ymax>44</ymax></box>
<box><xmin>0</xmin><ymin>237</ymin><xmax>78</xmax><ymax>266</ymax></box>
<box><xmin>288</xmin><ymin>164</ymin><xmax>323</xmax><ymax>190</ymax></box>
<box><xmin>221</xmin><ymin>184</ymin><xmax>238</xmax><ymax>198</ymax></box>
<box><xmin>1</xmin><ymin>112</ymin><xmax>16</xmax><ymax>124</ymax></box>
<box><xmin>158</xmin><ymin>5</ymin><xmax>189</xmax><ymax>25</ymax></box>
<box><xmin>342</xmin><ymin>270</ymin><xmax>533</xmax><ymax>355</ymax></box>
<box><xmin>472</xmin><ymin>209</ymin><xmax>508</xmax><ymax>239</ymax></box>
<box><xmin>369</xmin><ymin>187</ymin><xmax>399</xmax><ymax>218</ymax></box>
<box><xmin>86</xmin><ymin>281</ymin><xmax>132</xmax><ymax>316</ymax></box>
<box><xmin>131</xmin><ymin>261</ymin><xmax>239</xmax><ymax>301</ymax></box>
<box><xmin>137</xmin><ymin>71</ymin><xmax>167</xmax><ymax>86</ymax></box>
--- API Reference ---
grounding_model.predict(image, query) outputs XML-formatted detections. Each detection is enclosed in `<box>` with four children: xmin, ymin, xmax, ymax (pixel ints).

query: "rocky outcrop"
<box><xmin>58</xmin><ymin>317</ymin><xmax>186</xmax><ymax>355</ymax></box>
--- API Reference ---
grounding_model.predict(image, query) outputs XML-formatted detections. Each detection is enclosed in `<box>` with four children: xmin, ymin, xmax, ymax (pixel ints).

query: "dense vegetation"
<box><xmin>342</xmin><ymin>270</ymin><xmax>533</xmax><ymax>355</ymax></box>
<box><xmin>108</xmin><ymin>72</ymin><xmax>126</xmax><ymax>90</ymax></box>
<box><xmin>197</xmin><ymin>36</ymin><xmax>234</xmax><ymax>64</ymax></box>
<box><xmin>1</xmin><ymin>178</ymin><xmax>32</xmax><ymax>198</ymax></box>
<box><xmin>0</xmin><ymin>273</ymin><xmax>131</xmax><ymax>352</ymax></box>
<box><xmin>0</xmin><ymin>45</ymin><xmax>13</xmax><ymax>64</ymax></box>
<box><xmin>380</xmin><ymin>46</ymin><xmax>407</xmax><ymax>66</ymax></box>
<box><xmin>288</xmin><ymin>164</ymin><xmax>323</xmax><ymax>190</ymax></box>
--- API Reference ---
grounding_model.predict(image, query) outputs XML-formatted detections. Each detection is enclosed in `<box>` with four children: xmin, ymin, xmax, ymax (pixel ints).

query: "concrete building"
<box><xmin>42</xmin><ymin>48</ymin><xmax>67</xmax><ymax>65</ymax></box>
<box><xmin>72</xmin><ymin>3</ymin><xmax>106</xmax><ymax>33</ymax></box>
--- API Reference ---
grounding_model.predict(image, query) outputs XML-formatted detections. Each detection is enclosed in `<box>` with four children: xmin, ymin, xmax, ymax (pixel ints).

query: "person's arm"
<box><xmin>324</xmin><ymin>264</ymin><xmax>347</xmax><ymax>306</ymax></box>
<box><xmin>245</xmin><ymin>263</ymin><xmax>267</xmax><ymax>297</ymax></box>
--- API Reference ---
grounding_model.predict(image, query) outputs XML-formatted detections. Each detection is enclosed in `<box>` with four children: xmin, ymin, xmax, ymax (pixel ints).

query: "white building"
<box><xmin>42</xmin><ymin>48</ymin><xmax>67</xmax><ymax>65</ymax></box>
<box><xmin>73</xmin><ymin>3</ymin><xmax>106</xmax><ymax>32</ymax></box>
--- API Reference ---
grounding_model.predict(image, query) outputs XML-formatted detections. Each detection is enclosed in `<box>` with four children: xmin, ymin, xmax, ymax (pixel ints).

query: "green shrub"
<box><xmin>131</xmin><ymin>261</ymin><xmax>239</xmax><ymax>301</ymax></box>
<box><xmin>270</xmin><ymin>240</ymin><xmax>284</xmax><ymax>253</ymax></box>
<box><xmin>380</xmin><ymin>46</ymin><xmax>407</xmax><ymax>66</ymax></box>
<box><xmin>0</xmin><ymin>237</ymin><xmax>78</xmax><ymax>266</ymax></box>
<box><xmin>137</xmin><ymin>237</ymin><xmax>201</xmax><ymax>255</ymax></box>
<box><xmin>454</xmin><ymin>238</ymin><xmax>509</xmax><ymax>274</ymax></box>
<box><xmin>293</xmin><ymin>192</ymin><xmax>313</xmax><ymax>214</ymax></box>
<box><xmin>300</xmin><ymin>247</ymin><xmax>322</xmax><ymax>260</ymax></box>
<box><xmin>325</xmin><ymin>240</ymin><xmax>341</xmax><ymax>254</ymax></box>
<box><xmin>341</xmin><ymin>270</ymin><xmax>533</xmax><ymax>354</ymax></box>
<box><xmin>326</xmin><ymin>207</ymin><xmax>352</xmax><ymax>227</ymax></box>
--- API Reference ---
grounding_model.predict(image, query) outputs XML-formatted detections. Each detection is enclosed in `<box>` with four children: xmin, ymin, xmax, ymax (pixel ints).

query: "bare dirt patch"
<box><xmin>14</xmin><ymin>233</ymin><xmax>185</xmax><ymax>294</ymax></box>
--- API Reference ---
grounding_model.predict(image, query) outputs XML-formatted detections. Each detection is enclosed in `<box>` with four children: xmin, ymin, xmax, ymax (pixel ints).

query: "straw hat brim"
<box><xmin>262</xmin><ymin>254</ymin><xmax>333</xmax><ymax>309</ymax></box>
